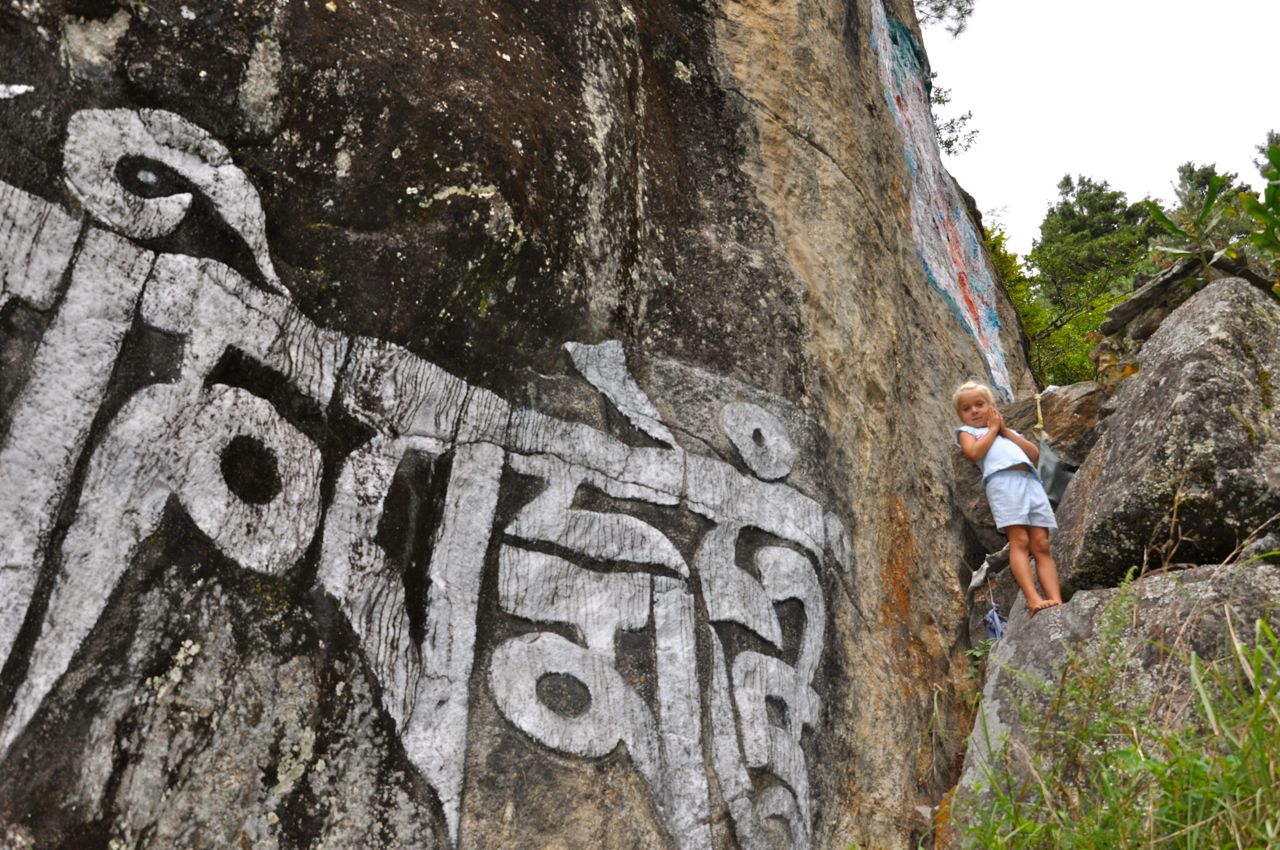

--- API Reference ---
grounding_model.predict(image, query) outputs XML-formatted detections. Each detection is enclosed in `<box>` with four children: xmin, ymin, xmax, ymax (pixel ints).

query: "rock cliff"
<box><xmin>0</xmin><ymin>1</ymin><xmax>1034</xmax><ymax>848</ymax></box>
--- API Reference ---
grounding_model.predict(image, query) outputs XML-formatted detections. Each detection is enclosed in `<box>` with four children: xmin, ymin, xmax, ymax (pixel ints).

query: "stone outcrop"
<box><xmin>1099</xmin><ymin>256</ymin><xmax>1274</xmax><ymax>340</ymax></box>
<box><xmin>951</xmin><ymin>562</ymin><xmax>1280</xmax><ymax>838</ymax></box>
<box><xmin>1098</xmin><ymin>258</ymin><xmax>1203</xmax><ymax>339</ymax></box>
<box><xmin>0</xmin><ymin>1</ymin><xmax>1032</xmax><ymax>849</ymax></box>
<box><xmin>1054</xmin><ymin>278</ymin><xmax>1280</xmax><ymax>592</ymax></box>
<box><xmin>1003</xmin><ymin>382</ymin><xmax>1104</xmax><ymax>469</ymax></box>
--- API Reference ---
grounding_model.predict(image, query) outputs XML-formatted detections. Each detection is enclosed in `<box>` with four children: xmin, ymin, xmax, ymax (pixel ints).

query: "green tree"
<box><xmin>983</xmin><ymin>226</ymin><xmax>1026</xmax><ymax>291</ymax></box>
<box><xmin>1148</xmin><ymin>162</ymin><xmax>1254</xmax><ymax>262</ymax></box>
<box><xmin>1255</xmin><ymin>130</ymin><xmax>1280</xmax><ymax>178</ymax></box>
<box><xmin>984</xmin><ymin>226</ymin><xmax>1092</xmax><ymax>386</ymax></box>
<box><xmin>1242</xmin><ymin>142</ymin><xmax>1280</xmax><ymax>277</ymax></box>
<box><xmin>1001</xmin><ymin>147</ymin><xmax>1280</xmax><ymax>390</ymax></box>
<box><xmin>984</xmin><ymin>227</ymin><xmax>1060</xmax><ymax>382</ymax></box>
<box><xmin>992</xmin><ymin>177</ymin><xmax>1159</xmax><ymax>385</ymax></box>
<box><xmin>1144</xmin><ymin>138</ymin><xmax>1280</xmax><ymax>284</ymax></box>
<box><xmin>1029</xmin><ymin>175</ymin><xmax>1159</xmax><ymax>318</ymax></box>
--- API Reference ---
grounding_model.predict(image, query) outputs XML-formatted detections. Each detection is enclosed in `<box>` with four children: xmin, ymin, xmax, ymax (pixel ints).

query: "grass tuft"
<box><xmin>963</xmin><ymin>582</ymin><xmax>1280</xmax><ymax>850</ymax></box>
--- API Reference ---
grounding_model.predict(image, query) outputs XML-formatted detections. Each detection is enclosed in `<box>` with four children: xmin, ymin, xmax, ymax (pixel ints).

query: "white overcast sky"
<box><xmin>922</xmin><ymin>0</ymin><xmax>1280</xmax><ymax>256</ymax></box>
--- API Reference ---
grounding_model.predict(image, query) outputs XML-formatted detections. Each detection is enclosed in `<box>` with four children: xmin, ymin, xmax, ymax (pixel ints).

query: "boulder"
<box><xmin>1054</xmin><ymin>278</ymin><xmax>1280</xmax><ymax>592</ymax></box>
<box><xmin>1007</xmin><ymin>382</ymin><xmax>1105</xmax><ymax>469</ymax></box>
<box><xmin>1098</xmin><ymin>257</ymin><xmax>1203</xmax><ymax>338</ymax></box>
<box><xmin>1100</xmin><ymin>256</ymin><xmax>1274</xmax><ymax>339</ymax></box>
<box><xmin>950</xmin><ymin>562</ymin><xmax>1280</xmax><ymax>840</ymax></box>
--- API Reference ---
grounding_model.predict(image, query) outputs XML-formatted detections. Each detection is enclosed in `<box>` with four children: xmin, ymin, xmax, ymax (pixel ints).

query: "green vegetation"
<box><xmin>962</xmin><ymin>581</ymin><xmax>1280</xmax><ymax>850</ymax></box>
<box><xmin>930</xmin><ymin>73</ymin><xmax>977</xmax><ymax>157</ymax></box>
<box><xmin>1255</xmin><ymin>132</ymin><xmax>1280</xmax><ymax>178</ymax></box>
<box><xmin>986</xmin><ymin>175</ymin><xmax>1159</xmax><ymax>385</ymax></box>
<box><xmin>1146</xmin><ymin>145</ymin><xmax>1280</xmax><ymax>283</ymax></box>
<box><xmin>965</xmin><ymin>637</ymin><xmax>995</xmax><ymax>674</ymax></box>
<box><xmin>1145</xmin><ymin>164</ymin><xmax>1254</xmax><ymax>268</ymax></box>
<box><xmin>1025</xmin><ymin>175</ymin><xmax>1160</xmax><ymax>385</ymax></box>
<box><xmin>991</xmin><ymin>138</ymin><xmax>1280</xmax><ymax>386</ymax></box>
<box><xmin>1241</xmin><ymin>144</ymin><xmax>1280</xmax><ymax>273</ymax></box>
<box><xmin>986</xmin><ymin>226</ymin><xmax>1094</xmax><ymax>385</ymax></box>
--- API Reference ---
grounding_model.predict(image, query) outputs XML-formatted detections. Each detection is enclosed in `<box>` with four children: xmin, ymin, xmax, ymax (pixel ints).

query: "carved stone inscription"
<box><xmin>0</xmin><ymin>109</ymin><xmax>847</xmax><ymax>850</ymax></box>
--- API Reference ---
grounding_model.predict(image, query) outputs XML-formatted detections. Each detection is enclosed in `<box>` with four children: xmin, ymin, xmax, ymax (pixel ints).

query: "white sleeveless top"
<box><xmin>954</xmin><ymin>425</ymin><xmax>1039</xmax><ymax>484</ymax></box>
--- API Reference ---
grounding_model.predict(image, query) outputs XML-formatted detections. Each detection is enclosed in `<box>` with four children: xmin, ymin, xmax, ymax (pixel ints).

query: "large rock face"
<box><xmin>1054</xmin><ymin>278</ymin><xmax>1280</xmax><ymax>592</ymax></box>
<box><xmin>0</xmin><ymin>2</ymin><xmax>1033</xmax><ymax>848</ymax></box>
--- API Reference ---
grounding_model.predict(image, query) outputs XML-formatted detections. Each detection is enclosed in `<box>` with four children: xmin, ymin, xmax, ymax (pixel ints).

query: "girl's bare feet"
<box><xmin>1028</xmin><ymin>598</ymin><xmax>1062</xmax><ymax>617</ymax></box>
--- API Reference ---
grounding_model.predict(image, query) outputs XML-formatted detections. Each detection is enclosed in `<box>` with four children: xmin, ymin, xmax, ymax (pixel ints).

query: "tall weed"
<box><xmin>964</xmin><ymin>583</ymin><xmax>1280</xmax><ymax>850</ymax></box>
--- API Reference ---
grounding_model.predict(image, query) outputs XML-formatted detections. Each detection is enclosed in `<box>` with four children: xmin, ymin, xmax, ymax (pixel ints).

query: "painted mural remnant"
<box><xmin>0</xmin><ymin>108</ymin><xmax>847</xmax><ymax>850</ymax></box>
<box><xmin>869</xmin><ymin>1</ymin><xmax>1013</xmax><ymax>400</ymax></box>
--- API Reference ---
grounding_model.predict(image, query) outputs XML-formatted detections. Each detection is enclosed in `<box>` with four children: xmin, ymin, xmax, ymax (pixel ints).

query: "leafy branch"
<box><xmin>1146</xmin><ymin>145</ymin><xmax>1280</xmax><ymax>284</ymax></box>
<box><xmin>915</xmin><ymin>0</ymin><xmax>976</xmax><ymax>35</ymax></box>
<box><xmin>1241</xmin><ymin>143</ymin><xmax>1280</xmax><ymax>267</ymax></box>
<box><xmin>930</xmin><ymin>73</ymin><xmax>978</xmax><ymax>156</ymax></box>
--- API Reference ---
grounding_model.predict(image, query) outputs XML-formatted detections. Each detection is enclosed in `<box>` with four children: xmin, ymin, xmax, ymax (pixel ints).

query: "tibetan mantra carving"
<box><xmin>0</xmin><ymin>108</ymin><xmax>848</xmax><ymax>850</ymax></box>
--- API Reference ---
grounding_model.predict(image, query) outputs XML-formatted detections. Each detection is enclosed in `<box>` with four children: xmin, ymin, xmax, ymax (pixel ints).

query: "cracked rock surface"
<box><xmin>0</xmin><ymin>1</ymin><xmax>1034</xmax><ymax>848</ymax></box>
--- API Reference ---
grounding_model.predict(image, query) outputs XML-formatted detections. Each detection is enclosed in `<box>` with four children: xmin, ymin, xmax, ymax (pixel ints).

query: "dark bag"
<box><xmin>1032</xmin><ymin>393</ymin><xmax>1074</xmax><ymax>510</ymax></box>
<box><xmin>1037</xmin><ymin>437</ymin><xmax>1072</xmax><ymax>509</ymax></box>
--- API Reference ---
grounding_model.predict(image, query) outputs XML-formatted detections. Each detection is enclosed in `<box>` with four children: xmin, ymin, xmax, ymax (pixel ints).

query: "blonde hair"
<box><xmin>952</xmin><ymin>380</ymin><xmax>996</xmax><ymax>417</ymax></box>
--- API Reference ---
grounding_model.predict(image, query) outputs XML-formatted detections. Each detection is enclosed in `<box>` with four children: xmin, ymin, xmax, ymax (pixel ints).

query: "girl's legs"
<box><xmin>1028</xmin><ymin>526</ymin><xmax>1063</xmax><ymax>605</ymax></box>
<box><xmin>1005</xmin><ymin>525</ymin><xmax>1059</xmax><ymax>615</ymax></box>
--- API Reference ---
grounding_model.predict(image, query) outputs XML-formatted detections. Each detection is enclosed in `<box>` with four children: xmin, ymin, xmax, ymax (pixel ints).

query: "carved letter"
<box><xmin>63</xmin><ymin>109</ymin><xmax>282</xmax><ymax>292</ymax></box>
<box><xmin>0</xmin><ymin>181</ymin><xmax>81</xmax><ymax>312</ymax></box>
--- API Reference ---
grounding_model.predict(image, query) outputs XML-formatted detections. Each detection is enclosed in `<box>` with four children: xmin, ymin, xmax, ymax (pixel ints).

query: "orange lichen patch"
<box><xmin>878</xmin><ymin>494</ymin><xmax>921</xmax><ymax>698</ymax></box>
<box><xmin>879</xmin><ymin>494</ymin><xmax>917</xmax><ymax>626</ymax></box>
<box><xmin>934</xmin><ymin>786</ymin><xmax>956</xmax><ymax>848</ymax></box>
<box><xmin>875</xmin><ymin>495</ymin><xmax>976</xmax><ymax>798</ymax></box>
<box><xmin>892</xmin><ymin>177</ymin><xmax>911</xmax><ymax>227</ymax></box>
<box><xmin>1091</xmin><ymin>339</ymin><xmax>1142</xmax><ymax>388</ymax></box>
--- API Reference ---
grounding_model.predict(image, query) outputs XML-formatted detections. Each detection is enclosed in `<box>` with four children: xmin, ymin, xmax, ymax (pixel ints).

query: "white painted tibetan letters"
<box><xmin>0</xmin><ymin>109</ymin><xmax>851</xmax><ymax>850</ymax></box>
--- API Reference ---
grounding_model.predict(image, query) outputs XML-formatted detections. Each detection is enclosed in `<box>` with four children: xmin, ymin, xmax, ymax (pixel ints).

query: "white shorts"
<box><xmin>985</xmin><ymin>468</ymin><xmax>1057</xmax><ymax>532</ymax></box>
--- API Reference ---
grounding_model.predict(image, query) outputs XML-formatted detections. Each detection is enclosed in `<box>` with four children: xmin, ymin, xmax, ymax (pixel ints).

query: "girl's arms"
<box><xmin>1000</xmin><ymin>422</ymin><xmax>1040</xmax><ymax>465</ymax></box>
<box><xmin>957</xmin><ymin>409</ymin><xmax>1002</xmax><ymax>463</ymax></box>
<box><xmin>957</xmin><ymin>409</ymin><xmax>1041</xmax><ymax>466</ymax></box>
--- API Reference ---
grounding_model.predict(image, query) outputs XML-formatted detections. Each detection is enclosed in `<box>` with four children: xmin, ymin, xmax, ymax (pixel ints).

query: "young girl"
<box><xmin>953</xmin><ymin>381</ymin><xmax>1063</xmax><ymax>616</ymax></box>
